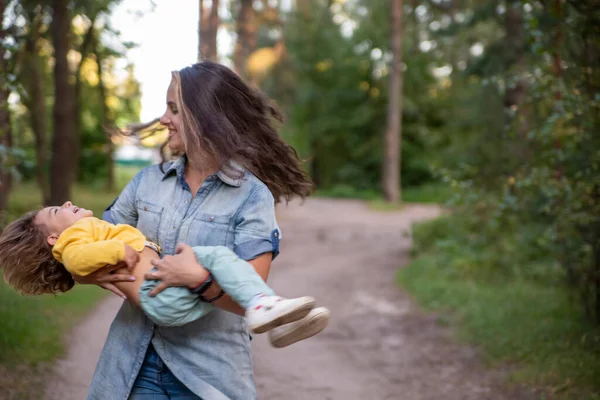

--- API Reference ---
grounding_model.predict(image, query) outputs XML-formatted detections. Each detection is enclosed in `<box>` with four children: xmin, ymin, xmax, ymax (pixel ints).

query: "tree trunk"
<box><xmin>383</xmin><ymin>0</ymin><xmax>404</xmax><ymax>203</ymax></box>
<box><xmin>0</xmin><ymin>87</ymin><xmax>13</xmax><ymax>217</ymax></box>
<box><xmin>411</xmin><ymin>0</ymin><xmax>419</xmax><ymax>54</ymax></box>
<box><xmin>25</xmin><ymin>31</ymin><xmax>50</xmax><ymax>205</ymax></box>
<box><xmin>73</xmin><ymin>15</ymin><xmax>97</xmax><ymax>182</ymax></box>
<box><xmin>234</xmin><ymin>0</ymin><xmax>256</xmax><ymax>78</ymax></box>
<box><xmin>0</xmin><ymin>0</ymin><xmax>13</xmax><ymax>218</ymax></box>
<box><xmin>551</xmin><ymin>0</ymin><xmax>563</xmax><ymax>179</ymax></box>
<box><xmin>50</xmin><ymin>0</ymin><xmax>74</xmax><ymax>205</ymax></box>
<box><xmin>198</xmin><ymin>0</ymin><xmax>205</xmax><ymax>61</ymax></box>
<box><xmin>198</xmin><ymin>0</ymin><xmax>219</xmax><ymax>61</ymax></box>
<box><xmin>503</xmin><ymin>0</ymin><xmax>526</xmax><ymax>115</ymax></box>
<box><xmin>95</xmin><ymin>39</ymin><xmax>115</xmax><ymax>191</ymax></box>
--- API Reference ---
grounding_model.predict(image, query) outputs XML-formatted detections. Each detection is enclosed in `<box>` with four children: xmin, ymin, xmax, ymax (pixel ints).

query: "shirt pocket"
<box><xmin>136</xmin><ymin>200</ymin><xmax>163</xmax><ymax>244</ymax></box>
<box><xmin>191</xmin><ymin>213</ymin><xmax>231</xmax><ymax>246</ymax></box>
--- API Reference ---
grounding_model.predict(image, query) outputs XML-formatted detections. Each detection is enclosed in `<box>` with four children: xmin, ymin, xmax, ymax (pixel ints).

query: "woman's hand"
<box><xmin>72</xmin><ymin>262</ymin><xmax>136</xmax><ymax>299</ymax></box>
<box><xmin>146</xmin><ymin>243</ymin><xmax>210</xmax><ymax>297</ymax></box>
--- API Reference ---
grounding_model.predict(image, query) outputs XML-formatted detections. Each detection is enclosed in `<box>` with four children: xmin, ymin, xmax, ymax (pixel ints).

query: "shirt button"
<box><xmin>209</xmin><ymin>216</ymin><xmax>215</xmax><ymax>222</ymax></box>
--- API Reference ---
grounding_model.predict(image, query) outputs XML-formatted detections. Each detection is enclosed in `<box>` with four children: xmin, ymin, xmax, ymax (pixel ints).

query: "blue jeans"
<box><xmin>129</xmin><ymin>345</ymin><xmax>203</xmax><ymax>399</ymax></box>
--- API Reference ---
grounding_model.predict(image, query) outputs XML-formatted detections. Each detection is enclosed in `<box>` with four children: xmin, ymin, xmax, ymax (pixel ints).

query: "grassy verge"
<box><xmin>399</xmin><ymin>217</ymin><xmax>600</xmax><ymax>399</ymax></box>
<box><xmin>315</xmin><ymin>183</ymin><xmax>453</xmax><ymax>210</ymax></box>
<box><xmin>0</xmin><ymin>166</ymin><xmax>142</xmax><ymax>398</ymax></box>
<box><xmin>0</xmin><ymin>283</ymin><xmax>107</xmax><ymax>399</ymax></box>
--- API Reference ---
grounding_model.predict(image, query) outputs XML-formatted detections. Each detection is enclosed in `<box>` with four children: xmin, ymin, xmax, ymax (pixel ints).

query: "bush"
<box><xmin>401</xmin><ymin>216</ymin><xmax>600</xmax><ymax>398</ymax></box>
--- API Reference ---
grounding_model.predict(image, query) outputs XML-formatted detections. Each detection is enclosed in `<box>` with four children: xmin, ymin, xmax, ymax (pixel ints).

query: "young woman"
<box><xmin>76</xmin><ymin>62</ymin><xmax>328</xmax><ymax>400</ymax></box>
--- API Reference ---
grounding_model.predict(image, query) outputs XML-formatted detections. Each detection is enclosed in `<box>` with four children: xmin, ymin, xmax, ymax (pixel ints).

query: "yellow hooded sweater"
<box><xmin>52</xmin><ymin>217</ymin><xmax>148</xmax><ymax>276</ymax></box>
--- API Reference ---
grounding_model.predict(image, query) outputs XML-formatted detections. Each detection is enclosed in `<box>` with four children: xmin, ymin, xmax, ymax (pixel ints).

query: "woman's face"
<box><xmin>159</xmin><ymin>79</ymin><xmax>185</xmax><ymax>153</ymax></box>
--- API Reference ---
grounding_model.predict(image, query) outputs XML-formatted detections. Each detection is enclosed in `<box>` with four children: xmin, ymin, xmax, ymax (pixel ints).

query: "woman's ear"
<box><xmin>47</xmin><ymin>234</ymin><xmax>59</xmax><ymax>247</ymax></box>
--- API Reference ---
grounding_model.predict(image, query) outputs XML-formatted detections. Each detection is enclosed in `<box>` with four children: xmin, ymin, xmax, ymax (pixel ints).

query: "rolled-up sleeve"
<box><xmin>233</xmin><ymin>185</ymin><xmax>281</xmax><ymax>261</ymax></box>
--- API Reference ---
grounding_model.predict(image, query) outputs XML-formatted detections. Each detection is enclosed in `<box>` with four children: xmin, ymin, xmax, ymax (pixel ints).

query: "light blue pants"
<box><xmin>139</xmin><ymin>246</ymin><xmax>275</xmax><ymax>327</ymax></box>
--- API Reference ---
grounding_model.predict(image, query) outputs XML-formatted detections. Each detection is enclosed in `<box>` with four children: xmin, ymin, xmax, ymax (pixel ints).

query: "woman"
<box><xmin>76</xmin><ymin>62</ymin><xmax>322</xmax><ymax>399</ymax></box>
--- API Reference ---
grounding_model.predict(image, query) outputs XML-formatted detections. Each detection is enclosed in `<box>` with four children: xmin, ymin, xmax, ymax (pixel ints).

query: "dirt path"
<box><xmin>44</xmin><ymin>198</ymin><xmax>533</xmax><ymax>400</ymax></box>
<box><xmin>44</xmin><ymin>295</ymin><xmax>122</xmax><ymax>400</ymax></box>
<box><xmin>252</xmin><ymin>199</ymin><xmax>533</xmax><ymax>400</ymax></box>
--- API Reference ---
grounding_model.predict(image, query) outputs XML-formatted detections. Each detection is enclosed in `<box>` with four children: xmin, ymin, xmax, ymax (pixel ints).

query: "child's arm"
<box><xmin>60</xmin><ymin>238</ymin><xmax>136</xmax><ymax>276</ymax></box>
<box><xmin>55</xmin><ymin>219</ymin><xmax>140</xmax><ymax>276</ymax></box>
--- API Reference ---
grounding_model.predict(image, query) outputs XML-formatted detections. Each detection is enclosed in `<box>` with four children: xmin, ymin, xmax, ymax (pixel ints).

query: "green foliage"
<box><xmin>262</xmin><ymin>0</ymin><xmax>446</xmax><ymax>193</ymax></box>
<box><xmin>431</xmin><ymin>0</ymin><xmax>600</xmax><ymax>323</ymax></box>
<box><xmin>401</xmin><ymin>216</ymin><xmax>600</xmax><ymax>399</ymax></box>
<box><xmin>78</xmin><ymin>62</ymin><xmax>141</xmax><ymax>185</ymax></box>
<box><xmin>5</xmin><ymin>0</ymin><xmax>142</xmax><ymax>195</ymax></box>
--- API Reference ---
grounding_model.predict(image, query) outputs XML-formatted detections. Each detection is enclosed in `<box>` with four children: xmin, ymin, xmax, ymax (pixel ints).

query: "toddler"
<box><xmin>0</xmin><ymin>201</ymin><xmax>329</xmax><ymax>346</ymax></box>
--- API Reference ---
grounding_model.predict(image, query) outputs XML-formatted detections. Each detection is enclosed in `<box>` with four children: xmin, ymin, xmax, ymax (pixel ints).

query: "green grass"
<box><xmin>368</xmin><ymin>184</ymin><xmax>454</xmax><ymax>211</ymax></box>
<box><xmin>316</xmin><ymin>183</ymin><xmax>452</xmax><ymax>210</ymax></box>
<box><xmin>402</xmin><ymin>183</ymin><xmax>454</xmax><ymax>204</ymax></box>
<box><xmin>0</xmin><ymin>283</ymin><xmax>107</xmax><ymax>364</ymax></box>
<box><xmin>399</xmin><ymin>254</ymin><xmax>600</xmax><ymax>399</ymax></box>
<box><xmin>0</xmin><ymin>165</ymin><xmax>142</xmax><ymax>398</ymax></box>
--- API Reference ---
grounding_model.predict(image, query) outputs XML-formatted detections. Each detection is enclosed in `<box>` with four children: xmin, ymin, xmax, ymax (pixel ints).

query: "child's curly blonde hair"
<box><xmin>0</xmin><ymin>210</ymin><xmax>74</xmax><ymax>295</ymax></box>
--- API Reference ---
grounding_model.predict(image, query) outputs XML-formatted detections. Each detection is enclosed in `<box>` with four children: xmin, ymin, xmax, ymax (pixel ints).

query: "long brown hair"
<box><xmin>122</xmin><ymin>62</ymin><xmax>313</xmax><ymax>203</ymax></box>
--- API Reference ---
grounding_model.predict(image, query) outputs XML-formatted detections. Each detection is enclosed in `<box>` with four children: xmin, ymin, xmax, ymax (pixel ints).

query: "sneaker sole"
<box><xmin>270</xmin><ymin>309</ymin><xmax>330</xmax><ymax>348</ymax></box>
<box><xmin>250</xmin><ymin>299</ymin><xmax>316</xmax><ymax>334</ymax></box>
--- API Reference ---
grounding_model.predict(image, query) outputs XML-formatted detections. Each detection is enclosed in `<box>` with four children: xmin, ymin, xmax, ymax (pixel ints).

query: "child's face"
<box><xmin>36</xmin><ymin>201</ymin><xmax>94</xmax><ymax>246</ymax></box>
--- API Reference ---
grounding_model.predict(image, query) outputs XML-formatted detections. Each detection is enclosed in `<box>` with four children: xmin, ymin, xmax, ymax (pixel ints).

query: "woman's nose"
<box><xmin>159</xmin><ymin>112</ymin><xmax>170</xmax><ymax>126</ymax></box>
<box><xmin>62</xmin><ymin>201</ymin><xmax>72</xmax><ymax>208</ymax></box>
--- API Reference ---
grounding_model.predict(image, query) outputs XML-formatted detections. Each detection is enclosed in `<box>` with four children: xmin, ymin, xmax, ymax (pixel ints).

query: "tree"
<box><xmin>382</xmin><ymin>0</ymin><xmax>404</xmax><ymax>203</ymax></box>
<box><xmin>49</xmin><ymin>0</ymin><xmax>75</xmax><ymax>205</ymax></box>
<box><xmin>72</xmin><ymin>13</ymin><xmax>99</xmax><ymax>182</ymax></box>
<box><xmin>19</xmin><ymin>4</ymin><xmax>50</xmax><ymax>204</ymax></box>
<box><xmin>0</xmin><ymin>0</ymin><xmax>15</xmax><ymax>215</ymax></box>
<box><xmin>198</xmin><ymin>0</ymin><xmax>219</xmax><ymax>61</ymax></box>
<box><xmin>503</xmin><ymin>0</ymin><xmax>527</xmax><ymax>126</ymax></box>
<box><xmin>233</xmin><ymin>0</ymin><xmax>256</xmax><ymax>78</ymax></box>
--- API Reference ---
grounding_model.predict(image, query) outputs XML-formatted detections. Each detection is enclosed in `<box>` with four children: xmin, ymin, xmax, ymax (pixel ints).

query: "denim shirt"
<box><xmin>86</xmin><ymin>157</ymin><xmax>280</xmax><ymax>400</ymax></box>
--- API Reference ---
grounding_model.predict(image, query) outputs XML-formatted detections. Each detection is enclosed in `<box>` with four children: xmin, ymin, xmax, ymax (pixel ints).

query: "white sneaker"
<box><xmin>246</xmin><ymin>296</ymin><xmax>316</xmax><ymax>334</ymax></box>
<box><xmin>268</xmin><ymin>306</ymin><xmax>330</xmax><ymax>348</ymax></box>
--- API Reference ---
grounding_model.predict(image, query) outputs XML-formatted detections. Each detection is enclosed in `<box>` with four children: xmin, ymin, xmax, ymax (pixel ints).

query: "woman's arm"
<box><xmin>72</xmin><ymin>263</ymin><xmax>136</xmax><ymax>299</ymax></box>
<box><xmin>146</xmin><ymin>185</ymin><xmax>279</xmax><ymax>316</ymax></box>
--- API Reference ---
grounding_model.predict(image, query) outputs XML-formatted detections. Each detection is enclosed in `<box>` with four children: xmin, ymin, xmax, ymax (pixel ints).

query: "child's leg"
<box><xmin>194</xmin><ymin>246</ymin><xmax>316</xmax><ymax>333</ymax></box>
<box><xmin>191</xmin><ymin>246</ymin><xmax>276</xmax><ymax>309</ymax></box>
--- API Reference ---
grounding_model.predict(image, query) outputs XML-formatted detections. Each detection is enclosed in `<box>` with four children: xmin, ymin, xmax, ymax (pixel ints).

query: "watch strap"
<box><xmin>201</xmin><ymin>290</ymin><xmax>225</xmax><ymax>303</ymax></box>
<box><xmin>189</xmin><ymin>273</ymin><xmax>213</xmax><ymax>295</ymax></box>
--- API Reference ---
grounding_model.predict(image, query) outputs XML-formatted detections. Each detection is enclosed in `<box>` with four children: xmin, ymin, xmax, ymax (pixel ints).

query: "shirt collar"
<box><xmin>161</xmin><ymin>156</ymin><xmax>245</xmax><ymax>187</ymax></box>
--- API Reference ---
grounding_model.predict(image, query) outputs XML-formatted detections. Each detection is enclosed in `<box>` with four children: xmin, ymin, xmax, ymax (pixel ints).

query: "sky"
<box><xmin>109</xmin><ymin>0</ymin><xmax>233</xmax><ymax>121</ymax></box>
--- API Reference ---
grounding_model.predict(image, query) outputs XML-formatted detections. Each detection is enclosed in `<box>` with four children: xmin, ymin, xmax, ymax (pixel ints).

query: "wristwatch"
<box><xmin>189</xmin><ymin>273</ymin><xmax>214</xmax><ymax>295</ymax></box>
<box><xmin>189</xmin><ymin>274</ymin><xmax>226</xmax><ymax>303</ymax></box>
